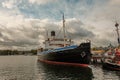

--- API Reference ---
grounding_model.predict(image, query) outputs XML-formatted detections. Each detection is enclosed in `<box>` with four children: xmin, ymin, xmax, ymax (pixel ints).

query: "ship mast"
<box><xmin>63</xmin><ymin>13</ymin><xmax>66</xmax><ymax>47</ymax></box>
<box><xmin>46</xmin><ymin>29</ymin><xmax>48</xmax><ymax>40</ymax></box>
<box><xmin>115</xmin><ymin>22</ymin><xmax>120</xmax><ymax>46</ymax></box>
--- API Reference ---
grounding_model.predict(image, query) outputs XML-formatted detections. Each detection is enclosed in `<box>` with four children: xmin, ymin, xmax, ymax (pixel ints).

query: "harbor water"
<box><xmin>0</xmin><ymin>56</ymin><xmax>120</xmax><ymax>80</ymax></box>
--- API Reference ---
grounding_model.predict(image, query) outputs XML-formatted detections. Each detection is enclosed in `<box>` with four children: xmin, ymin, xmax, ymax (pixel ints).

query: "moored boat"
<box><xmin>102</xmin><ymin>59</ymin><xmax>120</xmax><ymax>71</ymax></box>
<box><xmin>102</xmin><ymin>49</ymin><xmax>120</xmax><ymax>71</ymax></box>
<box><xmin>37</xmin><ymin>14</ymin><xmax>91</xmax><ymax>66</ymax></box>
<box><xmin>102</xmin><ymin>22</ymin><xmax>120</xmax><ymax>71</ymax></box>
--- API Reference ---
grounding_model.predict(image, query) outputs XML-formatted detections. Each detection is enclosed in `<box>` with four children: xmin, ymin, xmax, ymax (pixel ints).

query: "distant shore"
<box><xmin>0</xmin><ymin>49</ymin><xmax>37</xmax><ymax>55</ymax></box>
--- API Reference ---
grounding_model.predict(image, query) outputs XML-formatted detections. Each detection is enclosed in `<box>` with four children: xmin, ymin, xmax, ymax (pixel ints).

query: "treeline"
<box><xmin>0</xmin><ymin>49</ymin><xmax>37</xmax><ymax>55</ymax></box>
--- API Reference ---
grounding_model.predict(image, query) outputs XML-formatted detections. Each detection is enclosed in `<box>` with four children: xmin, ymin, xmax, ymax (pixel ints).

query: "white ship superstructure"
<box><xmin>44</xmin><ymin>31</ymin><xmax>74</xmax><ymax>50</ymax></box>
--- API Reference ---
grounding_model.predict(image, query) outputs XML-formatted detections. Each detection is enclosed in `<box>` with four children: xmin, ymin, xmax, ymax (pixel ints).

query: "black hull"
<box><xmin>102</xmin><ymin>62</ymin><xmax>120</xmax><ymax>71</ymax></box>
<box><xmin>38</xmin><ymin>42</ymin><xmax>91</xmax><ymax>64</ymax></box>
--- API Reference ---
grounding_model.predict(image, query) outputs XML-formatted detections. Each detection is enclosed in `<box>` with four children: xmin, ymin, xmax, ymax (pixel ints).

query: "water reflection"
<box><xmin>0</xmin><ymin>56</ymin><xmax>119</xmax><ymax>80</ymax></box>
<box><xmin>37</xmin><ymin>62</ymin><xmax>93</xmax><ymax>80</ymax></box>
<box><xmin>91</xmin><ymin>64</ymin><xmax>120</xmax><ymax>80</ymax></box>
<box><xmin>116</xmin><ymin>71</ymin><xmax>120</xmax><ymax>79</ymax></box>
<box><xmin>102</xmin><ymin>70</ymin><xmax>120</xmax><ymax>80</ymax></box>
<box><xmin>0</xmin><ymin>56</ymin><xmax>37</xmax><ymax>80</ymax></box>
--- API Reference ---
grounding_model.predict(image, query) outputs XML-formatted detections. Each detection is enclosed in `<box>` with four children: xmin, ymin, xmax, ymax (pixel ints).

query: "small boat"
<box><xmin>102</xmin><ymin>50</ymin><xmax>120</xmax><ymax>71</ymax></box>
<box><xmin>102</xmin><ymin>60</ymin><xmax>120</xmax><ymax>71</ymax></box>
<box><xmin>37</xmin><ymin>14</ymin><xmax>91</xmax><ymax>66</ymax></box>
<box><xmin>102</xmin><ymin>22</ymin><xmax>120</xmax><ymax>71</ymax></box>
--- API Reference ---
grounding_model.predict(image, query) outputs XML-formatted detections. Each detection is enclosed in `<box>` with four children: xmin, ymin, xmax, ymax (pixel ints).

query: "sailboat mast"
<box><xmin>115</xmin><ymin>22</ymin><xmax>120</xmax><ymax>46</ymax></box>
<box><xmin>63</xmin><ymin>13</ymin><xmax>66</xmax><ymax>47</ymax></box>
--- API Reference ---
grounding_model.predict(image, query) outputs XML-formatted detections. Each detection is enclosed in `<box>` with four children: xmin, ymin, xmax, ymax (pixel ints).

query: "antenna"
<box><xmin>115</xmin><ymin>22</ymin><xmax>120</xmax><ymax>46</ymax></box>
<box><xmin>63</xmin><ymin>13</ymin><xmax>66</xmax><ymax>47</ymax></box>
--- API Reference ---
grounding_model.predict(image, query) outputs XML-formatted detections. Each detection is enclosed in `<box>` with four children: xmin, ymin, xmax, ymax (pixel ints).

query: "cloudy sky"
<box><xmin>0</xmin><ymin>0</ymin><xmax>120</xmax><ymax>50</ymax></box>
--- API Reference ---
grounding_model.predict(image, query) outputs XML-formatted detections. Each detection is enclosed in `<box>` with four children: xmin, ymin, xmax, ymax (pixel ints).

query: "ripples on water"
<box><xmin>0</xmin><ymin>56</ymin><xmax>120</xmax><ymax>80</ymax></box>
<box><xmin>37</xmin><ymin>62</ymin><xmax>93</xmax><ymax>80</ymax></box>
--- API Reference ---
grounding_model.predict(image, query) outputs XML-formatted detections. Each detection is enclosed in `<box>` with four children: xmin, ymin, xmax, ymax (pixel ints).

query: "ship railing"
<box><xmin>41</xmin><ymin>45</ymin><xmax>78</xmax><ymax>54</ymax></box>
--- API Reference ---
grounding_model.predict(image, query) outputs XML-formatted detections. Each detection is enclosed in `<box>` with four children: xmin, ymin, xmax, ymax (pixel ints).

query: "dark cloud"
<box><xmin>0</xmin><ymin>23</ymin><xmax>43</xmax><ymax>50</ymax></box>
<box><xmin>0</xmin><ymin>18</ymin><xmax>95</xmax><ymax>50</ymax></box>
<box><xmin>66</xmin><ymin>19</ymin><xmax>95</xmax><ymax>39</ymax></box>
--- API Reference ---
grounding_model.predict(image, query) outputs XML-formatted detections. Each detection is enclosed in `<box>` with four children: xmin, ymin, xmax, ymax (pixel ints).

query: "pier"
<box><xmin>91</xmin><ymin>50</ymin><xmax>104</xmax><ymax>64</ymax></box>
<box><xmin>91</xmin><ymin>54</ymin><xmax>103</xmax><ymax>63</ymax></box>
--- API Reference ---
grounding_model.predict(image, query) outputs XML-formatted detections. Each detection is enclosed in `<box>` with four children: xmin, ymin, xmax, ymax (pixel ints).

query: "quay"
<box><xmin>91</xmin><ymin>54</ymin><xmax>103</xmax><ymax>63</ymax></box>
<box><xmin>91</xmin><ymin>50</ymin><xmax>104</xmax><ymax>64</ymax></box>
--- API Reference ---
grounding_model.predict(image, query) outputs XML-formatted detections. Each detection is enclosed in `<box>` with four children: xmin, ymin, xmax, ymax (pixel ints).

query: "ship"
<box><xmin>102</xmin><ymin>22</ymin><xmax>120</xmax><ymax>71</ymax></box>
<box><xmin>37</xmin><ymin>14</ymin><xmax>91</xmax><ymax>66</ymax></box>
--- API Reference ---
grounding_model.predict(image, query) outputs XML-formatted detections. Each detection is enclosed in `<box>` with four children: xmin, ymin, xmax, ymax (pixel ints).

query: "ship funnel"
<box><xmin>51</xmin><ymin>31</ymin><xmax>55</xmax><ymax>37</ymax></box>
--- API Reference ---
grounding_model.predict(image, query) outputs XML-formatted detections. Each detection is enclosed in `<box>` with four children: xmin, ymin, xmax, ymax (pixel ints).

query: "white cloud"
<box><xmin>109</xmin><ymin>0</ymin><xmax>120</xmax><ymax>5</ymax></box>
<box><xmin>0</xmin><ymin>10</ymin><xmax>44</xmax><ymax>50</ymax></box>
<box><xmin>0</xmin><ymin>10</ymin><xmax>24</xmax><ymax>28</ymax></box>
<box><xmin>2</xmin><ymin>0</ymin><xmax>16</xmax><ymax>9</ymax></box>
<box><xmin>1</xmin><ymin>0</ymin><xmax>120</xmax><ymax>50</ymax></box>
<box><xmin>29</xmin><ymin>0</ymin><xmax>57</xmax><ymax>4</ymax></box>
<box><xmin>0</xmin><ymin>10</ymin><xmax>94</xmax><ymax>50</ymax></box>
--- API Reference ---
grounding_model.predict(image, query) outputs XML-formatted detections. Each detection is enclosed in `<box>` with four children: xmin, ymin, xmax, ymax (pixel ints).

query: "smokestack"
<box><xmin>51</xmin><ymin>31</ymin><xmax>55</xmax><ymax>37</ymax></box>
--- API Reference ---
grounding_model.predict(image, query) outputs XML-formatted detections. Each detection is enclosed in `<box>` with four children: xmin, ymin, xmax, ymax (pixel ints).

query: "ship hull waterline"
<box><xmin>38</xmin><ymin>59</ymin><xmax>89</xmax><ymax>68</ymax></box>
<box><xmin>102</xmin><ymin>62</ymin><xmax>120</xmax><ymax>71</ymax></box>
<box><xmin>38</xmin><ymin>42</ymin><xmax>91</xmax><ymax>67</ymax></box>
